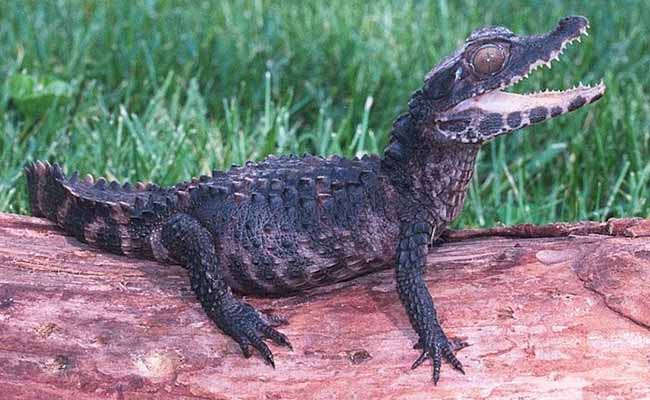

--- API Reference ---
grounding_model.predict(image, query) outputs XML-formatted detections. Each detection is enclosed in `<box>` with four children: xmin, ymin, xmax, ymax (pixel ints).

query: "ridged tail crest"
<box><xmin>24</xmin><ymin>161</ymin><xmax>185</xmax><ymax>258</ymax></box>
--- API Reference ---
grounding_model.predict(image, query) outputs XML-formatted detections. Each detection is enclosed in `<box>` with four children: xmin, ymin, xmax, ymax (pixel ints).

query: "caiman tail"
<box><xmin>24</xmin><ymin>161</ymin><xmax>181</xmax><ymax>259</ymax></box>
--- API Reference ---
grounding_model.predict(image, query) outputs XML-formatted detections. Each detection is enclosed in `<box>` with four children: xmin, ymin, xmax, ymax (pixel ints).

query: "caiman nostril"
<box><xmin>557</xmin><ymin>15</ymin><xmax>589</xmax><ymax>32</ymax></box>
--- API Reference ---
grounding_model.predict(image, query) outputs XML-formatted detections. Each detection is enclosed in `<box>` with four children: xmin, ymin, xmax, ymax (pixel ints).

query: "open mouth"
<box><xmin>450</xmin><ymin>21</ymin><xmax>606</xmax><ymax>120</ymax></box>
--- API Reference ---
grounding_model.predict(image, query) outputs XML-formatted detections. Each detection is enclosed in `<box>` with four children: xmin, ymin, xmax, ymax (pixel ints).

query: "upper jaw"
<box><xmin>492</xmin><ymin>16</ymin><xmax>589</xmax><ymax>92</ymax></box>
<box><xmin>508</xmin><ymin>16</ymin><xmax>591</xmax><ymax>87</ymax></box>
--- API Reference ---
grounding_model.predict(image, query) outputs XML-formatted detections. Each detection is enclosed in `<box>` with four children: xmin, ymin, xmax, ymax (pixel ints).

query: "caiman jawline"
<box><xmin>452</xmin><ymin>21</ymin><xmax>606</xmax><ymax>116</ymax></box>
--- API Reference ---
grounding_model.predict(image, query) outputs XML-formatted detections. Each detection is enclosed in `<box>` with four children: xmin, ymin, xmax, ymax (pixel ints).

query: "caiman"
<box><xmin>25</xmin><ymin>16</ymin><xmax>605</xmax><ymax>384</ymax></box>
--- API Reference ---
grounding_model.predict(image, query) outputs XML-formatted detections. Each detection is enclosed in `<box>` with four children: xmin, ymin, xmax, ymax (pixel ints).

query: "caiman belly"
<box><xmin>219</xmin><ymin>216</ymin><xmax>400</xmax><ymax>295</ymax></box>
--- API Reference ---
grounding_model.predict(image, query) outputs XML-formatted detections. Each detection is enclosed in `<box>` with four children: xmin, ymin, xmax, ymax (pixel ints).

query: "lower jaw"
<box><xmin>450</xmin><ymin>82</ymin><xmax>606</xmax><ymax>117</ymax></box>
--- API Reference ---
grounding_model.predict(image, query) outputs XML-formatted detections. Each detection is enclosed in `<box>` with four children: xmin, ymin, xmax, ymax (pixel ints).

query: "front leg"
<box><xmin>395</xmin><ymin>221</ymin><xmax>464</xmax><ymax>384</ymax></box>
<box><xmin>160</xmin><ymin>213</ymin><xmax>292</xmax><ymax>366</ymax></box>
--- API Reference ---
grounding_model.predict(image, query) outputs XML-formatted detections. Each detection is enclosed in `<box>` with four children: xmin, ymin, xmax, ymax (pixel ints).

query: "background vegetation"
<box><xmin>1</xmin><ymin>0</ymin><xmax>649</xmax><ymax>227</ymax></box>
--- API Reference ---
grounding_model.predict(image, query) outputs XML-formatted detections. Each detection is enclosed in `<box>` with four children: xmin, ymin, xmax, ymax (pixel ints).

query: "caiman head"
<box><xmin>405</xmin><ymin>15</ymin><xmax>605</xmax><ymax>145</ymax></box>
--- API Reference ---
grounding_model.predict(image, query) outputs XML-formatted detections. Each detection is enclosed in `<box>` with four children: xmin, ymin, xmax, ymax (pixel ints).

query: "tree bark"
<box><xmin>0</xmin><ymin>213</ymin><xmax>648</xmax><ymax>399</ymax></box>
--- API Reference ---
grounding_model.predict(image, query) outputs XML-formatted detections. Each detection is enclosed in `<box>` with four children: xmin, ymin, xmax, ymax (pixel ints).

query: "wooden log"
<box><xmin>0</xmin><ymin>212</ymin><xmax>648</xmax><ymax>399</ymax></box>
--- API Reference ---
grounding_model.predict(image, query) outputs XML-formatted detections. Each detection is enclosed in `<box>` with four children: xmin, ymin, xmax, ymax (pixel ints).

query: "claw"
<box><xmin>262</xmin><ymin>325</ymin><xmax>293</xmax><ymax>351</ymax></box>
<box><xmin>455</xmin><ymin>363</ymin><xmax>466</xmax><ymax>375</ymax></box>
<box><xmin>442</xmin><ymin>346</ymin><xmax>465</xmax><ymax>374</ymax></box>
<box><xmin>279</xmin><ymin>335</ymin><xmax>292</xmax><ymax>348</ymax></box>
<box><xmin>432</xmin><ymin>345</ymin><xmax>442</xmax><ymax>385</ymax></box>
<box><xmin>239</xmin><ymin>343</ymin><xmax>252</xmax><ymax>358</ymax></box>
<box><xmin>411</xmin><ymin>351</ymin><xmax>428</xmax><ymax>369</ymax></box>
<box><xmin>263</xmin><ymin>349</ymin><xmax>276</xmax><ymax>369</ymax></box>
<box><xmin>249</xmin><ymin>333</ymin><xmax>275</xmax><ymax>368</ymax></box>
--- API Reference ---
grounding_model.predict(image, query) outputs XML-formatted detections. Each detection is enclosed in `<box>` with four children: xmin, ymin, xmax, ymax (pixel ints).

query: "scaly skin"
<box><xmin>24</xmin><ymin>16</ymin><xmax>605</xmax><ymax>384</ymax></box>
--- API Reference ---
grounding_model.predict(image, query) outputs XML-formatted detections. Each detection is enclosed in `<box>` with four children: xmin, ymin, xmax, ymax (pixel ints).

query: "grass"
<box><xmin>1</xmin><ymin>0</ymin><xmax>649</xmax><ymax>228</ymax></box>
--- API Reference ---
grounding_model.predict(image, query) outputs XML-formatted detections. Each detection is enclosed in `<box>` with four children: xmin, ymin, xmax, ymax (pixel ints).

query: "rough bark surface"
<box><xmin>0</xmin><ymin>213</ymin><xmax>648</xmax><ymax>399</ymax></box>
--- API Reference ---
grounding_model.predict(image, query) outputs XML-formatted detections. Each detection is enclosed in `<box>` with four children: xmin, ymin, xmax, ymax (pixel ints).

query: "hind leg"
<box><xmin>160</xmin><ymin>213</ymin><xmax>292</xmax><ymax>366</ymax></box>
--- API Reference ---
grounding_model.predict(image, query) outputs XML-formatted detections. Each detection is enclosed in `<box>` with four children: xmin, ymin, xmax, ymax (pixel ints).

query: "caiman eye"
<box><xmin>472</xmin><ymin>45</ymin><xmax>507</xmax><ymax>75</ymax></box>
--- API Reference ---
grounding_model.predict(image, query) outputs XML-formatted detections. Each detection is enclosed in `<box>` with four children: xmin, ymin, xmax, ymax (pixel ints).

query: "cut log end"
<box><xmin>0</xmin><ymin>213</ymin><xmax>649</xmax><ymax>399</ymax></box>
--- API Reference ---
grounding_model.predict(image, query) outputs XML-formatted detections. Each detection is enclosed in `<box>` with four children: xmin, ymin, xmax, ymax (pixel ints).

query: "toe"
<box><xmin>411</xmin><ymin>350</ymin><xmax>428</xmax><ymax>370</ymax></box>
<box><xmin>238</xmin><ymin>341</ymin><xmax>252</xmax><ymax>358</ymax></box>
<box><xmin>248</xmin><ymin>331</ymin><xmax>275</xmax><ymax>368</ymax></box>
<box><xmin>261</xmin><ymin>324</ymin><xmax>293</xmax><ymax>350</ymax></box>
<box><xmin>432</xmin><ymin>345</ymin><xmax>442</xmax><ymax>384</ymax></box>
<box><xmin>264</xmin><ymin>313</ymin><xmax>289</xmax><ymax>327</ymax></box>
<box><xmin>442</xmin><ymin>346</ymin><xmax>465</xmax><ymax>374</ymax></box>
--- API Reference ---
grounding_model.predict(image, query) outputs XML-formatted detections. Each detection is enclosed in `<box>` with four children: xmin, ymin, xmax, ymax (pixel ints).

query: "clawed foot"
<box><xmin>215</xmin><ymin>300</ymin><xmax>292</xmax><ymax>367</ymax></box>
<box><xmin>412</xmin><ymin>328</ymin><xmax>465</xmax><ymax>384</ymax></box>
